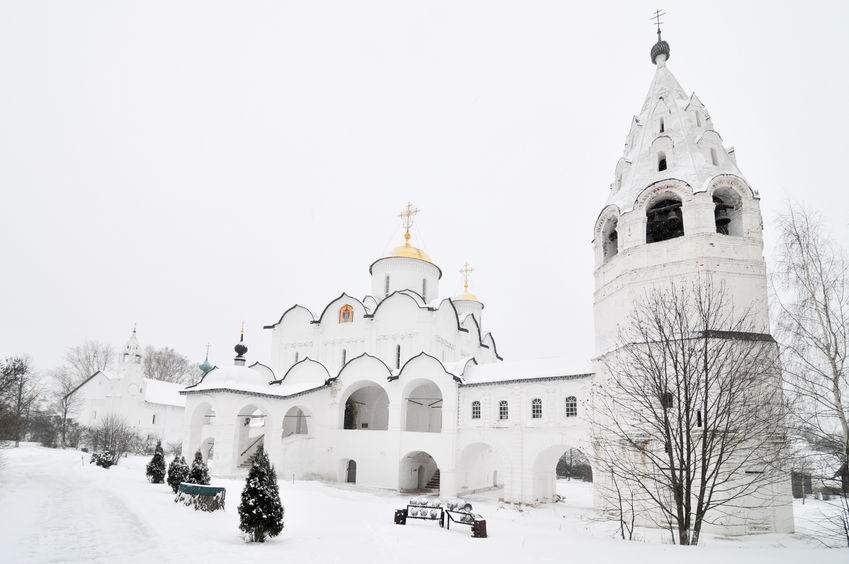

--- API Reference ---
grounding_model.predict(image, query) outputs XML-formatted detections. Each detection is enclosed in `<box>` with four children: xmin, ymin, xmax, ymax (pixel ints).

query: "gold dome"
<box><xmin>454</xmin><ymin>290</ymin><xmax>481</xmax><ymax>303</ymax></box>
<box><xmin>390</xmin><ymin>243</ymin><xmax>435</xmax><ymax>265</ymax></box>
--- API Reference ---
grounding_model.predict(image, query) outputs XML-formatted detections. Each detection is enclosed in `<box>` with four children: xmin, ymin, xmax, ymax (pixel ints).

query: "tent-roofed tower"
<box><xmin>593</xmin><ymin>24</ymin><xmax>768</xmax><ymax>354</ymax></box>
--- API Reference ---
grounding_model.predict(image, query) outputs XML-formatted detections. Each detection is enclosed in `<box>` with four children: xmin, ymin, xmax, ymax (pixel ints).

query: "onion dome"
<box><xmin>199</xmin><ymin>345</ymin><xmax>214</xmax><ymax>375</ymax></box>
<box><xmin>650</xmin><ymin>11</ymin><xmax>670</xmax><ymax>65</ymax></box>
<box><xmin>234</xmin><ymin>326</ymin><xmax>248</xmax><ymax>365</ymax></box>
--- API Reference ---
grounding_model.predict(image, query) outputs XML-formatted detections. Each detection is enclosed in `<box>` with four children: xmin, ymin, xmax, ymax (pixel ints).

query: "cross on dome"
<box><xmin>399</xmin><ymin>202</ymin><xmax>420</xmax><ymax>246</ymax></box>
<box><xmin>460</xmin><ymin>262</ymin><xmax>474</xmax><ymax>293</ymax></box>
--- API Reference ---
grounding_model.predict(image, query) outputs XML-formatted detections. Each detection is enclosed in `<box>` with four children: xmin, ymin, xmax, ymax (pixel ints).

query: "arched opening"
<box><xmin>282</xmin><ymin>406</ymin><xmax>309</xmax><ymax>437</ymax></box>
<box><xmin>199</xmin><ymin>437</ymin><xmax>215</xmax><ymax>471</ymax></box>
<box><xmin>532</xmin><ymin>444</ymin><xmax>594</xmax><ymax>505</ymax></box>
<box><xmin>646</xmin><ymin>195</ymin><xmax>684</xmax><ymax>243</ymax></box>
<box><xmin>341</xmin><ymin>383</ymin><xmax>389</xmax><ymax>430</ymax></box>
<box><xmin>713</xmin><ymin>187</ymin><xmax>743</xmax><ymax>236</ymax></box>
<box><xmin>458</xmin><ymin>442</ymin><xmax>507</xmax><ymax>494</ymax></box>
<box><xmin>345</xmin><ymin>459</ymin><xmax>357</xmax><ymax>483</ymax></box>
<box><xmin>235</xmin><ymin>404</ymin><xmax>267</xmax><ymax>468</ymax></box>
<box><xmin>188</xmin><ymin>402</ymin><xmax>215</xmax><ymax>457</ymax></box>
<box><xmin>657</xmin><ymin>151</ymin><xmax>668</xmax><ymax>171</ymax></box>
<box><xmin>602</xmin><ymin>216</ymin><xmax>619</xmax><ymax>262</ymax></box>
<box><xmin>399</xmin><ymin>451</ymin><xmax>439</xmax><ymax>493</ymax></box>
<box><xmin>403</xmin><ymin>380</ymin><xmax>443</xmax><ymax>433</ymax></box>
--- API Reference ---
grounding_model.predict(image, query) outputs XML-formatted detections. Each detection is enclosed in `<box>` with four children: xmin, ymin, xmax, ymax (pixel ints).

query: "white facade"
<box><xmin>178</xmin><ymin>29</ymin><xmax>794</xmax><ymax>536</ymax></box>
<box><xmin>67</xmin><ymin>331</ymin><xmax>186</xmax><ymax>446</ymax></box>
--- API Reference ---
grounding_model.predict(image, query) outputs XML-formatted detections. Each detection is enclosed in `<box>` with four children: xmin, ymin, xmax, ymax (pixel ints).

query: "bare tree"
<box><xmin>65</xmin><ymin>340</ymin><xmax>113</xmax><ymax>382</ymax></box>
<box><xmin>0</xmin><ymin>357</ymin><xmax>40</xmax><ymax>447</ymax></box>
<box><xmin>51</xmin><ymin>368</ymin><xmax>81</xmax><ymax>448</ymax></box>
<box><xmin>592</xmin><ymin>278</ymin><xmax>789</xmax><ymax>545</ymax></box>
<box><xmin>143</xmin><ymin>346</ymin><xmax>195</xmax><ymax>384</ymax></box>
<box><xmin>773</xmin><ymin>204</ymin><xmax>849</xmax><ymax>546</ymax></box>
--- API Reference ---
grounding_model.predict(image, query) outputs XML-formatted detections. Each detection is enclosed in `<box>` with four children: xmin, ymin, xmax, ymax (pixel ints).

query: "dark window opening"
<box><xmin>499</xmin><ymin>400</ymin><xmax>509</xmax><ymax>420</ymax></box>
<box><xmin>696</xmin><ymin>410</ymin><xmax>703</xmax><ymax>427</ymax></box>
<box><xmin>532</xmin><ymin>398</ymin><xmax>542</xmax><ymax>419</ymax></box>
<box><xmin>659</xmin><ymin>118</ymin><xmax>665</xmax><ymax>133</ymax></box>
<box><xmin>658</xmin><ymin>151</ymin><xmax>668</xmax><ymax>171</ymax></box>
<box><xmin>661</xmin><ymin>391</ymin><xmax>674</xmax><ymax>409</ymax></box>
<box><xmin>395</xmin><ymin>344</ymin><xmax>401</xmax><ymax>370</ymax></box>
<box><xmin>342</xmin><ymin>348</ymin><xmax>347</xmax><ymax>366</ymax></box>
<box><xmin>646</xmin><ymin>198</ymin><xmax>684</xmax><ymax>243</ymax></box>
<box><xmin>471</xmin><ymin>401</ymin><xmax>481</xmax><ymax>420</ymax></box>
<box><xmin>565</xmin><ymin>396</ymin><xmax>578</xmax><ymax>417</ymax></box>
<box><xmin>602</xmin><ymin>217</ymin><xmax>619</xmax><ymax>262</ymax></box>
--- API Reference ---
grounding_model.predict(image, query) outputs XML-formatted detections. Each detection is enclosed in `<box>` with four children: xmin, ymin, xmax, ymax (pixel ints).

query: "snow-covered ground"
<box><xmin>0</xmin><ymin>445</ymin><xmax>846</xmax><ymax>563</ymax></box>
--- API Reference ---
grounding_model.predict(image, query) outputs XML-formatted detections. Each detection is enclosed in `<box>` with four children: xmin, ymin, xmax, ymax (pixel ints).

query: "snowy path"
<box><xmin>0</xmin><ymin>445</ymin><xmax>846</xmax><ymax>564</ymax></box>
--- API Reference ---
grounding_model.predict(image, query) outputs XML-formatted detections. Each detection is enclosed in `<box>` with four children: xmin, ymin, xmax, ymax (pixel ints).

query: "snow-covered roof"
<box><xmin>143</xmin><ymin>378</ymin><xmax>186</xmax><ymax>407</ymax></box>
<box><xmin>460</xmin><ymin>357</ymin><xmax>593</xmax><ymax>386</ymax></box>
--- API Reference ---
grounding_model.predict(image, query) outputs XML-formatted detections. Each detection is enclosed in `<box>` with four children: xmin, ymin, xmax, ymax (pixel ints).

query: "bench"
<box><xmin>394</xmin><ymin>498</ymin><xmax>444</xmax><ymax>527</ymax></box>
<box><xmin>175</xmin><ymin>483</ymin><xmax>226</xmax><ymax>512</ymax></box>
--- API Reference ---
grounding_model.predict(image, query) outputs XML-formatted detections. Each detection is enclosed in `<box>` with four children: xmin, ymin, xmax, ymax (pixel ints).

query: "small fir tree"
<box><xmin>167</xmin><ymin>453</ymin><xmax>190</xmax><ymax>493</ymax></box>
<box><xmin>146</xmin><ymin>441</ymin><xmax>166</xmax><ymax>483</ymax></box>
<box><xmin>187</xmin><ymin>450</ymin><xmax>210</xmax><ymax>485</ymax></box>
<box><xmin>238</xmin><ymin>446</ymin><xmax>284</xmax><ymax>542</ymax></box>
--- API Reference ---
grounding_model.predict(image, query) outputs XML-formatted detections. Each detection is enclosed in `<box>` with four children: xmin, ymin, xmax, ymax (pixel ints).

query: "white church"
<box><xmin>75</xmin><ymin>27</ymin><xmax>795</xmax><ymax>536</ymax></box>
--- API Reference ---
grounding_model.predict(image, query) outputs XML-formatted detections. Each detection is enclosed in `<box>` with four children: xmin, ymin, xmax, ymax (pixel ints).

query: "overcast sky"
<box><xmin>2</xmin><ymin>1</ymin><xmax>848</xmax><ymax>375</ymax></box>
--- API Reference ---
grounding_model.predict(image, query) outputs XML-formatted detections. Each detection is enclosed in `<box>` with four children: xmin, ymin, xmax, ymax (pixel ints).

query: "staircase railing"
<box><xmin>240</xmin><ymin>434</ymin><xmax>264</xmax><ymax>458</ymax></box>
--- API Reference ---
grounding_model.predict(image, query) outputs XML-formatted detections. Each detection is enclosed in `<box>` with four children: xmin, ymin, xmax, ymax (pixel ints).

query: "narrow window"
<box><xmin>92</xmin><ymin>410</ymin><xmax>97</xmax><ymax>420</ymax></box>
<box><xmin>395</xmin><ymin>344</ymin><xmax>401</xmax><ymax>370</ymax></box>
<box><xmin>658</xmin><ymin>151</ymin><xmax>667</xmax><ymax>171</ymax></box>
<box><xmin>341</xmin><ymin>348</ymin><xmax>347</xmax><ymax>366</ymax></box>
<box><xmin>152</xmin><ymin>414</ymin><xmax>156</xmax><ymax>425</ymax></box>
<box><xmin>710</xmin><ymin>148</ymin><xmax>718</xmax><ymax>166</ymax></box>
<box><xmin>697</xmin><ymin>410</ymin><xmax>703</xmax><ymax>427</ymax></box>
<box><xmin>532</xmin><ymin>398</ymin><xmax>542</xmax><ymax>419</ymax></box>
<box><xmin>498</xmin><ymin>400</ymin><xmax>509</xmax><ymax>420</ymax></box>
<box><xmin>661</xmin><ymin>391</ymin><xmax>674</xmax><ymax>409</ymax></box>
<box><xmin>422</xmin><ymin>278</ymin><xmax>427</xmax><ymax>301</ymax></box>
<box><xmin>659</xmin><ymin>117</ymin><xmax>665</xmax><ymax>133</ymax></box>
<box><xmin>123</xmin><ymin>353</ymin><xmax>129</xmax><ymax>362</ymax></box>
<box><xmin>695</xmin><ymin>112</ymin><xmax>701</xmax><ymax>127</ymax></box>
<box><xmin>565</xmin><ymin>396</ymin><xmax>577</xmax><ymax>417</ymax></box>
<box><xmin>294</xmin><ymin>351</ymin><xmax>299</xmax><ymax>364</ymax></box>
<box><xmin>384</xmin><ymin>275</ymin><xmax>390</xmax><ymax>297</ymax></box>
<box><xmin>471</xmin><ymin>401</ymin><xmax>481</xmax><ymax>420</ymax></box>
<box><xmin>646</xmin><ymin>197</ymin><xmax>684</xmax><ymax>243</ymax></box>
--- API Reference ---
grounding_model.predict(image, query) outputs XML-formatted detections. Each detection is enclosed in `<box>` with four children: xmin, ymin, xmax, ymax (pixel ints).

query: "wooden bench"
<box><xmin>175</xmin><ymin>483</ymin><xmax>226</xmax><ymax>512</ymax></box>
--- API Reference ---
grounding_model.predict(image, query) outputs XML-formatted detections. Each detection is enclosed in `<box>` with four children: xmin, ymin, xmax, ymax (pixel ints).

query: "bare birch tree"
<box><xmin>592</xmin><ymin>278</ymin><xmax>789</xmax><ymax>545</ymax></box>
<box><xmin>52</xmin><ymin>368</ymin><xmax>81</xmax><ymax>448</ymax></box>
<box><xmin>773</xmin><ymin>204</ymin><xmax>849</xmax><ymax>545</ymax></box>
<box><xmin>65</xmin><ymin>340</ymin><xmax>113</xmax><ymax>382</ymax></box>
<box><xmin>143</xmin><ymin>346</ymin><xmax>197</xmax><ymax>384</ymax></box>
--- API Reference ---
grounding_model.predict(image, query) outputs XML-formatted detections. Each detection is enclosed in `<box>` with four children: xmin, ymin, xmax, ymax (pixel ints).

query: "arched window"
<box><xmin>532</xmin><ymin>398</ymin><xmax>542</xmax><ymax>419</ymax></box>
<box><xmin>471</xmin><ymin>401</ymin><xmax>481</xmax><ymax>420</ymax></box>
<box><xmin>498</xmin><ymin>400</ymin><xmax>509</xmax><ymax>420</ymax></box>
<box><xmin>602</xmin><ymin>217</ymin><xmax>618</xmax><ymax>262</ymax></box>
<box><xmin>646</xmin><ymin>196</ymin><xmax>684</xmax><ymax>243</ymax></box>
<box><xmin>658</xmin><ymin>151</ymin><xmax>668</xmax><ymax>171</ymax></box>
<box><xmin>659</xmin><ymin>117</ymin><xmax>665</xmax><ymax>133</ymax></box>
<box><xmin>565</xmin><ymin>396</ymin><xmax>577</xmax><ymax>417</ymax></box>
<box><xmin>135</xmin><ymin>354</ymin><xmax>141</xmax><ymax>364</ymax></box>
<box><xmin>710</xmin><ymin>148</ymin><xmax>719</xmax><ymax>166</ymax></box>
<box><xmin>339</xmin><ymin>304</ymin><xmax>354</xmax><ymax>323</ymax></box>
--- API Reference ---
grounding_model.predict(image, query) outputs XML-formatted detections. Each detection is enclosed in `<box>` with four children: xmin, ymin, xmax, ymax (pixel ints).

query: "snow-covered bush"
<box><xmin>167</xmin><ymin>453</ymin><xmax>190</xmax><ymax>493</ymax></box>
<box><xmin>89</xmin><ymin>450</ymin><xmax>116</xmax><ymax>468</ymax></box>
<box><xmin>238</xmin><ymin>445</ymin><xmax>284</xmax><ymax>542</ymax></box>
<box><xmin>187</xmin><ymin>450</ymin><xmax>210</xmax><ymax>485</ymax></box>
<box><xmin>146</xmin><ymin>440</ymin><xmax>166</xmax><ymax>483</ymax></box>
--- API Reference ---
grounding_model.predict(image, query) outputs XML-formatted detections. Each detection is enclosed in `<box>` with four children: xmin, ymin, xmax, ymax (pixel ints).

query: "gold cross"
<box><xmin>399</xmin><ymin>202</ymin><xmax>420</xmax><ymax>245</ymax></box>
<box><xmin>459</xmin><ymin>262</ymin><xmax>474</xmax><ymax>293</ymax></box>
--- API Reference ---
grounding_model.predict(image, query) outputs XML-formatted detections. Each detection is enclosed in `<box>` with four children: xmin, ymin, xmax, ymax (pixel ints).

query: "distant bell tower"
<box><xmin>118</xmin><ymin>326</ymin><xmax>144</xmax><ymax>379</ymax></box>
<box><xmin>592</xmin><ymin>21</ymin><xmax>769</xmax><ymax>355</ymax></box>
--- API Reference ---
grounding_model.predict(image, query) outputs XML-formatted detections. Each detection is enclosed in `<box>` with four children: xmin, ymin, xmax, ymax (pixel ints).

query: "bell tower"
<box><xmin>592</xmin><ymin>25</ymin><xmax>770</xmax><ymax>355</ymax></box>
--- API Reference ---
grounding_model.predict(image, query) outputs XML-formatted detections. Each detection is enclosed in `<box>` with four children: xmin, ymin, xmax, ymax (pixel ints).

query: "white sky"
<box><xmin>2</xmin><ymin>1</ymin><xmax>848</xmax><ymax>373</ymax></box>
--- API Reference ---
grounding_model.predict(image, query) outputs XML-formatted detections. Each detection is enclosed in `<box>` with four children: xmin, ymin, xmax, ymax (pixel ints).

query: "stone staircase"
<box><xmin>238</xmin><ymin>435</ymin><xmax>264</xmax><ymax>469</ymax></box>
<box><xmin>425</xmin><ymin>469</ymin><xmax>440</xmax><ymax>490</ymax></box>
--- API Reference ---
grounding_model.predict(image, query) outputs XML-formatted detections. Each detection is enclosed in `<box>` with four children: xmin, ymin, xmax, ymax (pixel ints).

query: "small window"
<box><xmin>661</xmin><ymin>391</ymin><xmax>674</xmax><ymax>409</ymax></box>
<box><xmin>471</xmin><ymin>401</ymin><xmax>481</xmax><ymax>420</ymax></box>
<box><xmin>565</xmin><ymin>396</ymin><xmax>577</xmax><ymax>417</ymax></box>
<box><xmin>498</xmin><ymin>400</ymin><xmax>509</xmax><ymax>420</ymax></box>
<box><xmin>123</xmin><ymin>353</ymin><xmax>129</xmax><ymax>362</ymax></box>
<box><xmin>339</xmin><ymin>304</ymin><xmax>354</xmax><ymax>323</ymax></box>
<box><xmin>92</xmin><ymin>410</ymin><xmax>97</xmax><ymax>420</ymax></box>
<box><xmin>135</xmin><ymin>354</ymin><xmax>142</xmax><ymax>364</ymax></box>
<box><xmin>341</xmin><ymin>348</ymin><xmax>347</xmax><ymax>366</ymax></box>
<box><xmin>294</xmin><ymin>351</ymin><xmax>299</xmax><ymax>364</ymax></box>
<box><xmin>696</xmin><ymin>409</ymin><xmax>703</xmax><ymax>427</ymax></box>
<box><xmin>710</xmin><ymin>148</ymin><xmax>718</xmax><ymax>166</ymax></box>
<box><xmin>152</xmin><ymin>414</ymin><xmax>156</xmax><ymax>425</ymax></box>
<box><xmin>695</xmin><ymin>112</ymin><xmax>701</xmax><ymax>127</ymax></box>
<box><xmin>384</xmin><ymin>275</ymin><xmax>390</xmax><ymax>297</ymax></box>
<box><xmin>395</xmin><ymin>344</ymin><xmax>401</xmax><ymax>370</ymax></box>
<box><xmin>422</xmin><ymin>278</ymin><xmax>427</xmax><ymax>301</ymax></box>
<box><xmin>532</xmin><ymin>398</ymin><xmax>542</xmax><ymax>419</ymax></box>
<box><xmin>658</xmin><ymin>151</ymin><xmax>668</xmax><ymax>171</ymax></box>
<box><xmin>659</xmin><ymin>117</ymin><xmax>665</xmax><ymax>133</ymax></box>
